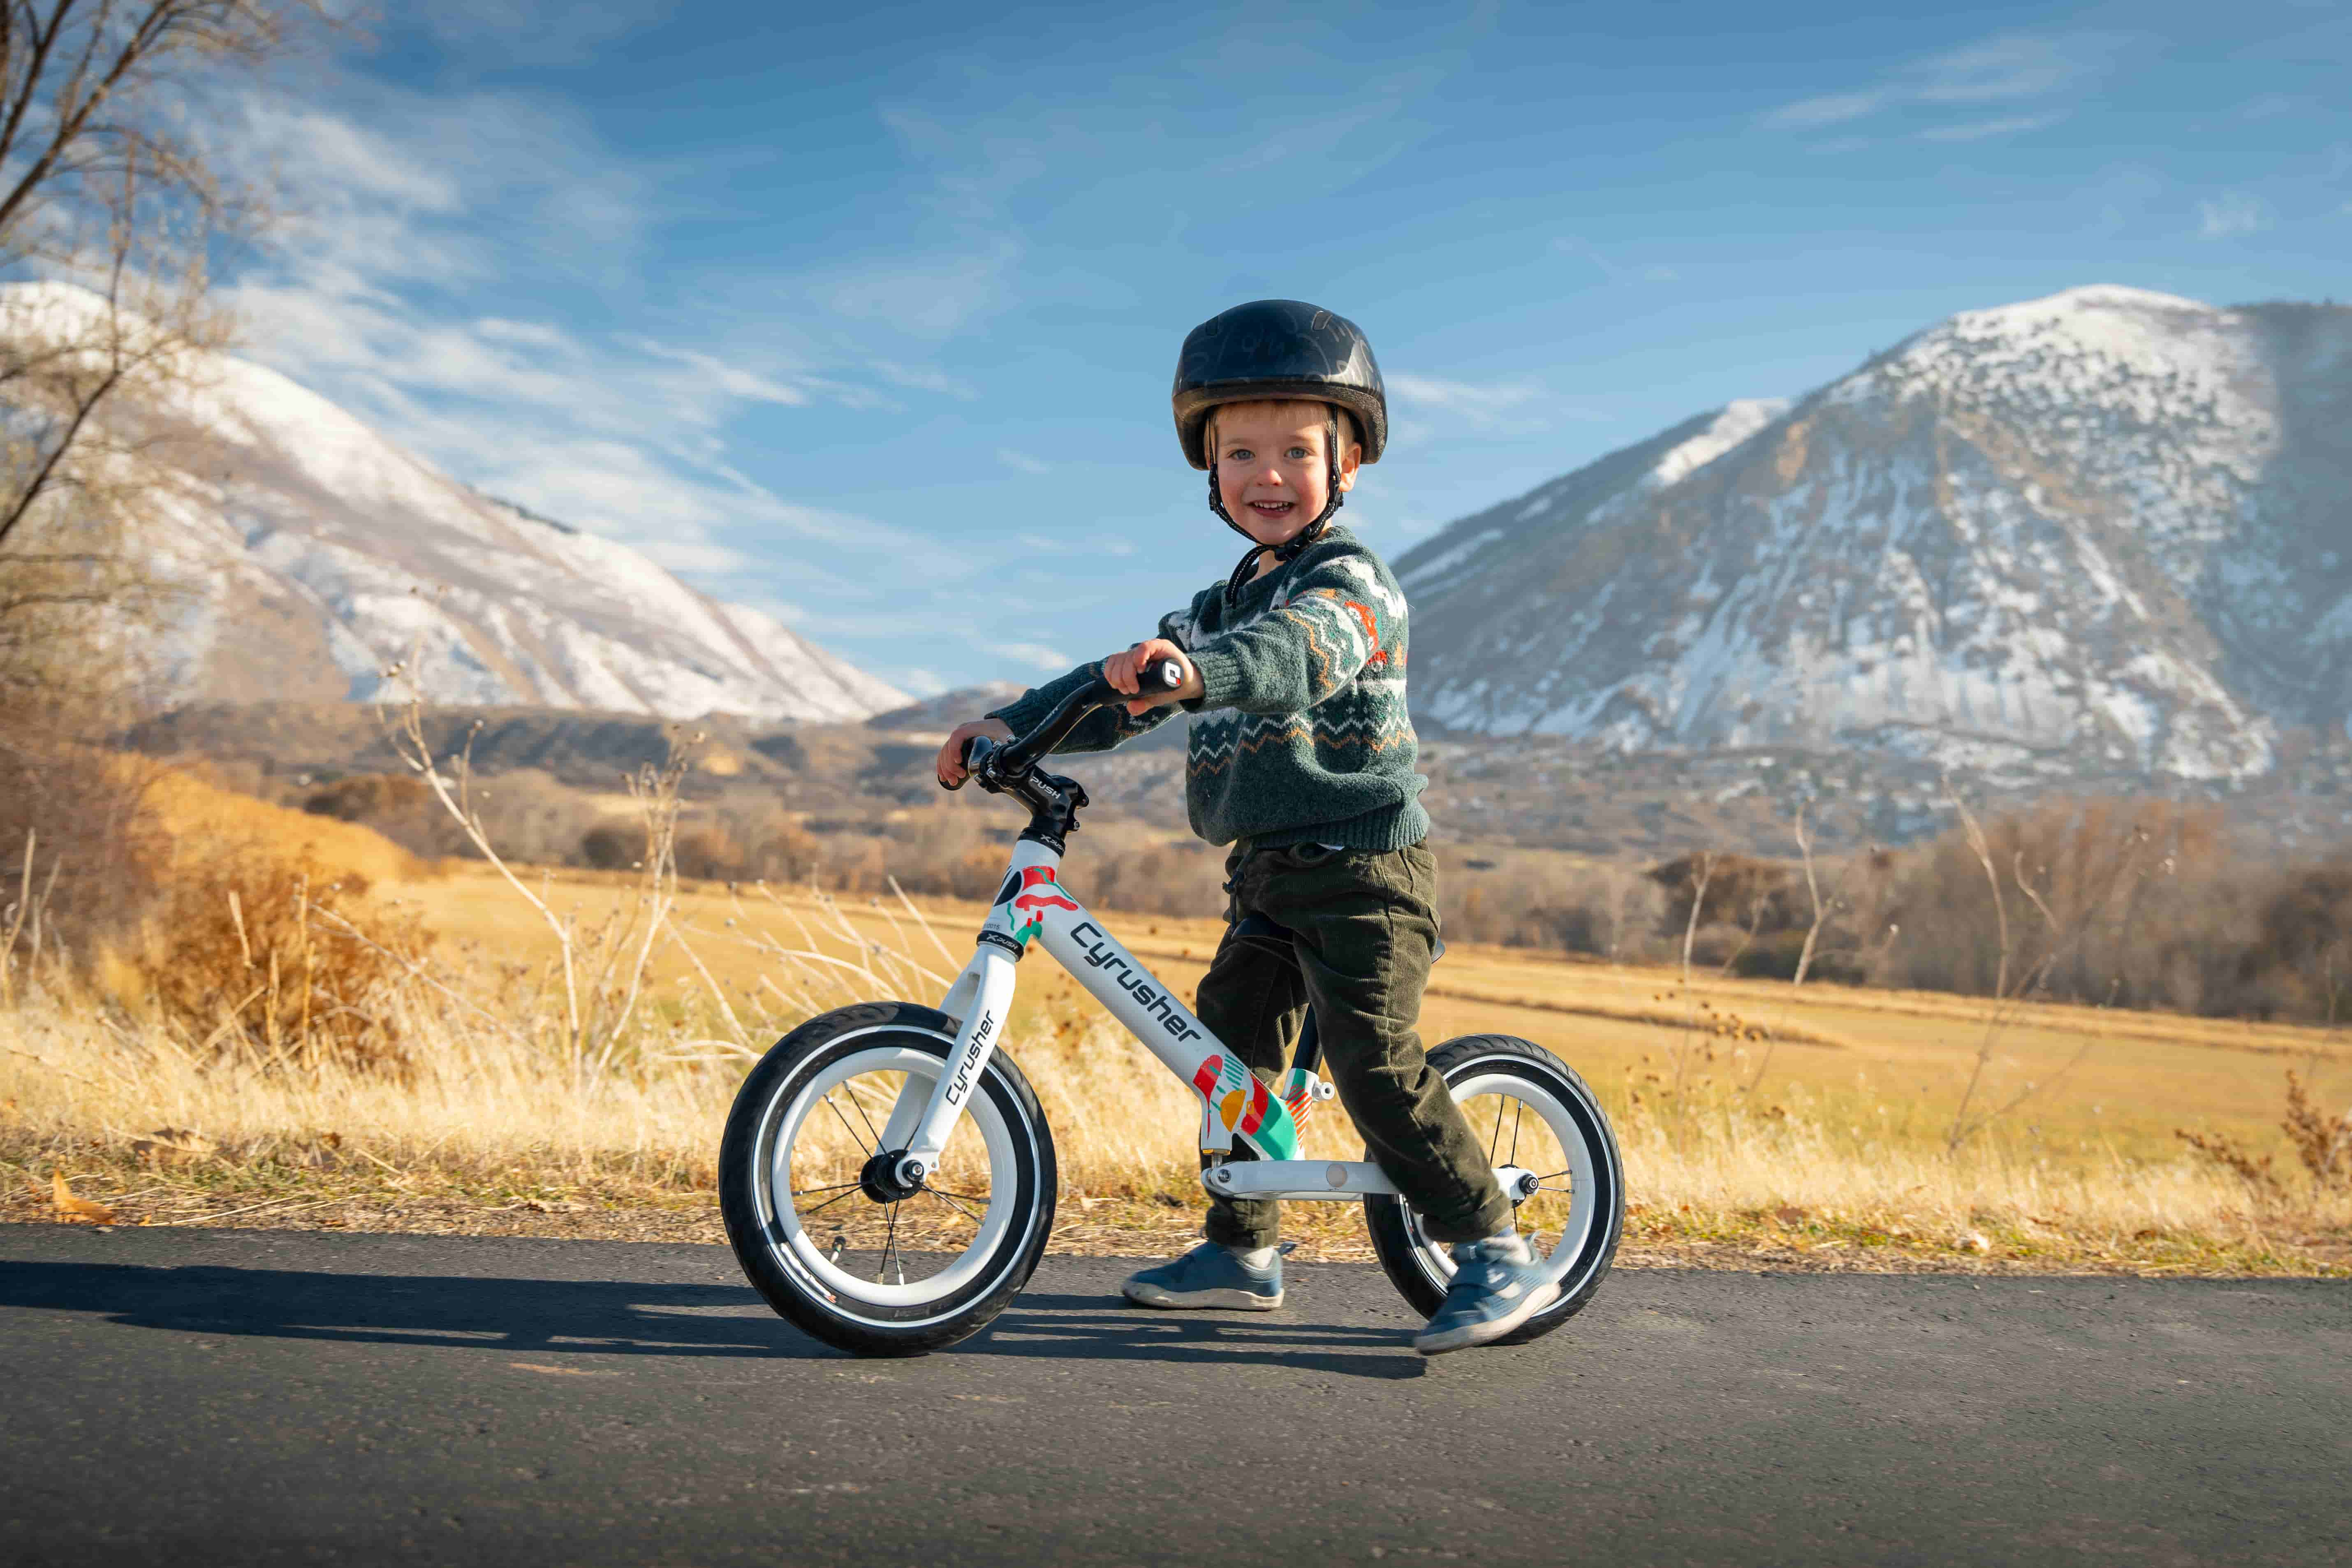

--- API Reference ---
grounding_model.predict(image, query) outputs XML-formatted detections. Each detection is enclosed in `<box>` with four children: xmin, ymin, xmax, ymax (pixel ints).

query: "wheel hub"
<box><xmin>859</xmin><ymin>1150</ymin><xmax>923</xmax><ymax>1204</ymax></box>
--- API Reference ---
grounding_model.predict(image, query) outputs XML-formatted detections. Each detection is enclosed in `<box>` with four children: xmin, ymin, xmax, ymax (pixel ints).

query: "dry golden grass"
<box><xmin>9</xmin><ymin>714</ymin><xmax>2352</xmax><ymax>1276</ymax></box>
<box><xmin>5</xmin><ymin>846</ymin><xmax>2347</xmax><ymax>1273</ymax></box>
<box><xmin>140</xmin><ymin>767</ymin><xmax>440</xmax><ymax>886</ymax></box>
<box><xmin>402</xmin><ymin>865</ymin><xmax>2352</xmax><ymax>1164</ymax></box>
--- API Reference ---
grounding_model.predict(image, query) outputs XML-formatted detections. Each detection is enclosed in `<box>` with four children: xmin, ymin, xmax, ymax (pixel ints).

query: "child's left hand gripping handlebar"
<box><xmin>947</xmin><ymin>658</ymin><xmax>1185</xmax><ymax>790</ymax></box>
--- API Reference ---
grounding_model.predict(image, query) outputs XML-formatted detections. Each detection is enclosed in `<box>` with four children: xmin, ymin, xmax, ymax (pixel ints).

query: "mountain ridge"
<box><xmin>1396</xmin><ymin>285</ymin><xmax>2352</xmax><ymax>780</ymax></box>
<box><xmin>1</xmin><ymin>280</ymin><xmax>906</xmax><ymax>725</ymax></box>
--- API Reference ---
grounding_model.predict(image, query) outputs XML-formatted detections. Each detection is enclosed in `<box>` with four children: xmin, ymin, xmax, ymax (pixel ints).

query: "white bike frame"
<box><xmin>884</xmin><ymin>834</ymin><xmax>1538</xmax><ymax>1208</ymax></box>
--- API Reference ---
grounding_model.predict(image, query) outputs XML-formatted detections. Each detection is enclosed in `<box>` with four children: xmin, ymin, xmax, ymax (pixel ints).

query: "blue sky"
<box><xmin>227</xmin><ymin>0</ymin><xmax>2352</xmax><ymax>699</ymax></box>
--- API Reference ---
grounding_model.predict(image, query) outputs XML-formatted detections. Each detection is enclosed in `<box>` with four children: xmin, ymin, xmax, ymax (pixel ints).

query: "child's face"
<box><xmin>1211</xmin><ymin>401</ymin><xmax>1361</xmax><ymax>547</ymax></box>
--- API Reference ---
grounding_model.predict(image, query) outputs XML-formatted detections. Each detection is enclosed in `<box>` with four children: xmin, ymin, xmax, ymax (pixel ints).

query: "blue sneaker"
<box><xmin>1414</xmin><ymin>1234</ymin><xmax>1560</xmax><ymax>1355</ymax></box>
<box><xmin>1121</xmin><ymin>1241</ymin><xmax>1284</xmax><ymax>1311</ymax></box>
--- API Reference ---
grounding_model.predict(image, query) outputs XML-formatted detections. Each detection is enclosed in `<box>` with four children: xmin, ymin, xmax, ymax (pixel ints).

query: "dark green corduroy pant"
<box><xmin>1192</xmin><ymin>840</ymin><xmax>1509</xmax><ymax>1248</ymax></box>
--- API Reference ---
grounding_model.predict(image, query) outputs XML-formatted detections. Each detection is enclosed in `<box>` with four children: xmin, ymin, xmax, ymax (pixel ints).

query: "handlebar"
<box><xmin>947</xmin><ymin>656</ymin><xmax>1186</xmax><ymax>791</ymax></box>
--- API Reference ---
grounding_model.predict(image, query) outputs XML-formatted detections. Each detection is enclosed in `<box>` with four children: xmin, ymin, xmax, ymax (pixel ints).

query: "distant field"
<box><xmin>400</xmin><ymin>862</ymin><xmax>2352</xmax><ymax>1168</ymax></box>
<box><xmin>9</xmin><ymin>831</ymin><xmax>2344</xmax><ymax>1273</ymax></box>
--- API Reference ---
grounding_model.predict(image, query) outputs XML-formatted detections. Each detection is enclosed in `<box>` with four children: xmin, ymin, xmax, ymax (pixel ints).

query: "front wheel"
<box><xmin>719</xmin><ymin>1001</ymin><xmax>1057</xmax><ymax>1357</ymax></box>
<box><xmin>1365</xmin><ymin>1034</ymin><xmax>1624</xmax><ymax>1342</ymax></box>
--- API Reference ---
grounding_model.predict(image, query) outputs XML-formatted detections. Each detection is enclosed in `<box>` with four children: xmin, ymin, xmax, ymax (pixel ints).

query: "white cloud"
<box><xmin>887</xmin><ymin>667</ymin><xmax>951</xmax><ymax>698</ymax></box>
<box><xmin>982</xmin><ymin>642</ymin><xmax>1074</xmax><ymax>670</ymax></box>
<box><xmin>412</xmin><ymin>0</ymin><xmax>671</xmax><ymax>65</ymax></box>
<box><xmin>806</xmin><ymin>237</ymin><xmax>1023</xmax><ymax>340</ymax></box>
<box><xmin>1760</xmin><ymin>30</ymin><xmax>2127</xmax><ymax>141</ymax></box>
<box><xmin>2240</xmin><ymin>93</ymin><xmax>2309</xmax><ymax>120</ymax></box>
<box><xmin>1764</xmin><ymin>90</ymin><xmax>1889</xmax><ymax>131</ymax></box>
<box><xmin>1550</xmin><ymin>235</ymin><xmax>1679</xmax><ymax>287</ymax></box>
<box><xmin>1387</xmin><ymin>373</ymin><xmax>1591</xmax><ymax>436</ymax></box>
<box><xmin>2197</xmin><ymin>192</ymin><xmax>2270</xmax><ymax>239</ymax></box>
<box><xmin>999</xmin><ymin>448</ymin><xmax>1052</xmax><ymax>475</ymax></box>
<box><xmin>1919</xmin><ymin>113</ymin><xmax>2060</xmax><ymax>143</ymax></box>
<box><xmin>1388</xmin><ymin>373</ymin><xmax>1544</xmax><ymax>417</ymax></box>
<box><xmin>620</xmin><ymin>338</ymin><xmax>814</xmax><ymax>408</ymax></box>
<box><xmin>1910</xmin><ymin>35</ymin><xmax>2103</xmax><ymax>105</ymax></box>
<box><xmin>874</xmin><ymin>361</ymin><xmax>979</xmax><ymax>400</ymax></box>
<box><xmin>205</xmin><ymin>69</ymin><xmax>990</xmax><ymax>647</ymax></box>
<box><xmin>636</xmin><ymin>540</ymin><xmax>758</xmax><ymax>576</ymax></box>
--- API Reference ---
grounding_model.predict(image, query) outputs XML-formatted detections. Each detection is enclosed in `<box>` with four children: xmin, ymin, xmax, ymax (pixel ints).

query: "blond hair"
<box><xmin>1206</xmin><ymin>399</ymin><xmax>1360</xmax><ymax>460</ymax></box>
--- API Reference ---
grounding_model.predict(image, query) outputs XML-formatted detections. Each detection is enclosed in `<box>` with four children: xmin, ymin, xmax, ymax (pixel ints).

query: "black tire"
<box><xmin>719</xmin><ymin>1001</ymin><xmax>1056</xmax><ymax>1357</ymax></box>
<box><xmin>1364</xmin><ymin>1034</ymin><xmax>1623</xmax><ymax>1342</ymax></box>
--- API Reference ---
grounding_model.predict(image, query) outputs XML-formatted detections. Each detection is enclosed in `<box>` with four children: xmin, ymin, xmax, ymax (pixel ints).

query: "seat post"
<box><xmin>1289</xmin><ymin>1005</ymin><xmax>1322</xmax><ymax>1077</ymax></box>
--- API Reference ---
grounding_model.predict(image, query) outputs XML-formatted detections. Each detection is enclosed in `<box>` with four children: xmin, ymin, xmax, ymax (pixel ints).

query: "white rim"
<box><xmin>757</xmin><ymin>1041</ymin><xmax>1020</xmax><ymax>1312</ymax></box>
<box><xmin>1405</xmin><ymin>1062</ymin><xmax>1605</xmax><ymax>1295</ymax></box>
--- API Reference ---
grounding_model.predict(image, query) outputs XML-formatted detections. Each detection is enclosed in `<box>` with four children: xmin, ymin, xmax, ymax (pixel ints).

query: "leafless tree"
<box><xmin>1789</xmin><ymin>800</ymin><xmax>1867</xmax><ymax>987</ymax></box>
<box><xmin>0</xmin><ymin>0</ymin><xmax>333</xmax><ymax>703</ymax></box>
<box><xmin>1940</xmin><ymin>786</ymin><xmax>2151</xmax><ymax>1153</ymax></box>
<box><xmin>1679</xmin><ymin>849</ymin><xmax>1713</xmax><ymax>987</ymax></box>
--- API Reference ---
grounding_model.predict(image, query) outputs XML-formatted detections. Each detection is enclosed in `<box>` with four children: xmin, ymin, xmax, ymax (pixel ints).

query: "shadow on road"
<box><xmin>975</xmin><ymin>1292</ymin><xmax>1428</xmax><ymax>1380</ymax></box>
<box><xmin>0</xmin><ymin>1258</ymin><xmax>825</xmax><ymax>1360</ymax></box>
<box><xmin>0</xmin><ymin>1259</ymin><xmax>1426</xmax><ymax>1376</ymax></box>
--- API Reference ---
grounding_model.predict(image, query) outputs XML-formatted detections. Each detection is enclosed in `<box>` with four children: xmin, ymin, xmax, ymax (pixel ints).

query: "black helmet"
<box><xmin>1172</xmin><ymin>299</ymin><xmax>1387</xmax><ymax>469</ymax></box>
<box><xmin>1174</xmin><ymin>300</ymin><xmax>1387</xmax><ymax>584</ymax></box>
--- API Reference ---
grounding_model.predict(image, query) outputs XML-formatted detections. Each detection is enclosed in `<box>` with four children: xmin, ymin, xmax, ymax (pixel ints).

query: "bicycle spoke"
<box><xmin>821</xmin><ymin>1092</ymin><xmax>873</xmax><ymax>1156</ymax></box>
<box><xmin>1507</xmin><ymin>1099</ymin><xmax>1524</xmax><ymax>1167</ymax></box>
<box><xmin>920</xmin><ymin>1185</ymin><xmax>989</xmax><ymax>1204</ymax></box>
<box><xmin>880</xmin><ymin>1203</ymin><xmax>902</xmax><ymax>1284</ymax></box>
<box><xmin>922</xmin><ymin>1187</ymin><xmax>984</xmax><ymax>1226</ymax></box>
<box><xmin>841</xmin><ymin>1078</ymin><xmax>886</xmax><ymax>1151</ymax></box>
<box><xmin>800</xmin><ymin>1187</ymin><xmax>863</xmax><ymax>1219</ymax></box>
<box><xmin>791</xmin><ymin>1180</ymin><xmax>863</xmax><ymax>1197</ymax></box>
<box><xmin>1486</xmin><ymin>1098</ymin><xmax>1502</xmax><ymax>1163</ymax></box>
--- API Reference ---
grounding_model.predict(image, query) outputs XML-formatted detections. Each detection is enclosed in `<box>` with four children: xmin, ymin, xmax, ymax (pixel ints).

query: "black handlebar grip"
<box><xmin>1137</xmin><ymin>657</ymin><xmax>1186</xmax><ymax>696</ymax></box>
<box><xmin>942</xmin><ymin>734</ymin><xmax>985</xmax><ymax>790</ymax></box>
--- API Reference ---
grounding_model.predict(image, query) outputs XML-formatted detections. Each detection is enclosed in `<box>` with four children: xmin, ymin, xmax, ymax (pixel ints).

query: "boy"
<box><xmin>935</xmin><ymin>299</ymin><xmax>1552</xmax><ymax>1355</ymax></box>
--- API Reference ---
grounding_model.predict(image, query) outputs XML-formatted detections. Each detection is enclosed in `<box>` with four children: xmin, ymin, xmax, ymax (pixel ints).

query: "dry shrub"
<box><xmin>1441</xmin><ymin>855</ymin><xmax>1665</xmax><ymax>959</ymax></box>
<box><xmin>2248</xmin><ymin>857</ymin><xmax>2352</xmax><ymax>1025</ymax></box>
<box><xmin>2281</xmin><ymin>1071</ymin><xmax>2352</xmax><ymax>1193</ymax></box>
<box><xmin>140</xmin><ymin>848</ymin><xmax>431</xmax><ymax>1073</ymax></box>
<box><xmin>305</xmin><ymin>772</ymin><xmax>432</xmax><ymax>823</ymax></box>
<box><xmin>669</xmin><ymin>804</ymin><xmax>824</xmax><ymax>885</ymax></box>
<box><xmin>0</xmin><ymin>733</ymin><xmax>160</xmax><ymax>971</ymax></box>
<box><xmin>306</xmin><ymin>767</ymin><xmax>607</xmax><ymax>866</ymax></box>
<box><xmin>303</xmin><ymin>771</ymin><xmax>461</xmax><ymax>860</ymax></box>
<box><xmin>1647</xmin><ymin>852</ymin><xmax>1803</xmax><ymax>937</ymax></box>
<box><xmin>1876</xmin><ymin>799</ymin><xmax>2216</xmax><ymax>1001</ymax></box>
<box><xmin>2178</xmin><ymin>1070</ymin><xmax>2352</xmax><ymax>1203</ymax></box>
<box><xmin>1868</xmin><ymin>798</ymin><xmax>2352</xmax><ymax>1023</ymax></box>
<box><xmin>580</xmin><ymin>821</ymin><xmax>635</xmax><ymax>870</ymax></box>
<box><xmin>0</xmin><ymin>737</ymin><xmax>435</xmax><ymax>1070</ymax></box>
<box><xmin>150</xmin><ymin>767</ymin><xmax>431</xmax><ymax>885</ymax></box>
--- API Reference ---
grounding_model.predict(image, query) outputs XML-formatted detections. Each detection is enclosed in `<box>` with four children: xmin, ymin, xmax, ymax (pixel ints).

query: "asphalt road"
<box><xmin>1</xmin><ymin>1227</ymin><xmax>2345</xmax><ymax>1567</ymax></box>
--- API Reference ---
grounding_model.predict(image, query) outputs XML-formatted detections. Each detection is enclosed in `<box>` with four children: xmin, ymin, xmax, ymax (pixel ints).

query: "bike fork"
<box><xmin>885</xmin><ymin>945</ymin><xmax>1018</xmax><ymax>1190</ymax></box>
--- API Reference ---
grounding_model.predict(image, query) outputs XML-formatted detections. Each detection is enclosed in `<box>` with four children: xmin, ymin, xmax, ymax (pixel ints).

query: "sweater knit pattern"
<box><xmin>987</xmin><ymin>525</ymin><xmax>1428</xmax><ymax>852</ymax></box>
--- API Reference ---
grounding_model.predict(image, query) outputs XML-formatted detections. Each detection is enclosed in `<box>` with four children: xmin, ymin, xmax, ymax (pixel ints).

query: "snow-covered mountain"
<box><xmin>3</xmin><ymin>282</ymin><xmax>906</xmax><ymax>723</ymax></box>
<box><xmin>1396</xmin><ymin>286</ymin><xmax>2352</xmax><ymax>780</ymax></box>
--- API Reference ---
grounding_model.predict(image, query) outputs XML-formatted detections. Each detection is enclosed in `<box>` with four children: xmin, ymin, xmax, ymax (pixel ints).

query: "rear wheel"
<box><xmin>1365</xmin><ymin>1034</ymin><xmax>1623</xmax><ymax>1341</ymax></box>
<box><xmin>720</xmin><ymin>1002</ymin><xmax>1056</xmax><ymax>1357</ymax></box>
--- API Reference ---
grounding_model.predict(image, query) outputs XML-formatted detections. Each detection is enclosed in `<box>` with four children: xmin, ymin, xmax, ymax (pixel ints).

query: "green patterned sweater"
<box><xmin>986</xmin><ymin>524</ymin><xmax>1428</xmax><ymax>852</ymax></box>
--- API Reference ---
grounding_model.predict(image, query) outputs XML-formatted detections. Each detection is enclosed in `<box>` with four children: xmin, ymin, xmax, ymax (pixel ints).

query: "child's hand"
<box><xmin>1103</xmin><ymin>638</ymin><xmax>1204</xmax><ymax>716</ymax></box>
<box><xmin>937</xmin><ymin>718</ymin><xmax>1013</xmax><ymax>788</ymax></box>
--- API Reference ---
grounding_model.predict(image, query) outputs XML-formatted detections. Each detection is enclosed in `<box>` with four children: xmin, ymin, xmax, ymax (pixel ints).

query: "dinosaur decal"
<box><xmin>1190</xmin><ymin>1052</ymin><xmax>1301</xmax><ymax>1159</ymax></box>
<box><xmin>1004</xmin><ymin>865</ymin><xmax>1079</xmax><ymax>947</ymax></box>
